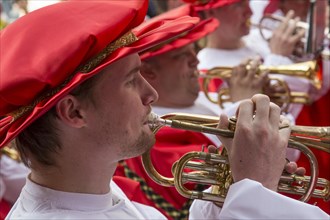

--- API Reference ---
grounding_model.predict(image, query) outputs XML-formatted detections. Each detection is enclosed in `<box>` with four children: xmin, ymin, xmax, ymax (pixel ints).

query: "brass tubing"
<box><xmin>143</xmin><ymin>113</ymin><xmax>330</xmax><ymax>204</ymax></box>
<box><xmin>200</xmin><ymin>60</ymin><xmax>320</xmax><ymax>89</ymax></box>
<box><xmin>149</xmin><ymin>113</ymin><xmax>330</xmax><ymax>151</ymax></box>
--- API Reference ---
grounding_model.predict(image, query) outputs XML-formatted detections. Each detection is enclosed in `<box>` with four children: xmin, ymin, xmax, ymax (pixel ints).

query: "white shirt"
<box><xmin>197</xmin><ymin>35</ymin><xmax>294</xmax><ymax>69</ymax></box>
<box><xmin>0</xmin><ymin>156</ymin><xmax>29</xmax><ymax>204</ymax></box>
<box><xmin>152</xmin><ymin>91</ymin><xmax>239</xmax><ymax>117</ymax></box>
<box><xmin>6</xmin><ymin>177</ymin><xmax>166</xmax><ymax>220</ymax></box>
<box><xmin>7</xmin><ymin>177</ymin><xmax>328</xmax><ymax>219</ymax></box>
<box><xmin>190</xmin><ymin>179</ymin><xmax>329</xmax><ymax>220</ymax></box>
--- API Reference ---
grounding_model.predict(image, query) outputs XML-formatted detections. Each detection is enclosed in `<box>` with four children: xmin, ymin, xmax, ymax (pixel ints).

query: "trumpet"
<box><xmin>252</xmin><ymin>13</ymin><xmax>309</xmax><ymax>46</ymax></box>
<box><xmin>142</xmin><ymin>112</ymin><xmax>330</xmax><ymax>205</ymax></box>
<box><xmin>200</xmin><ymin>60</ymin><xmax>320</xmax><ymax>112</ymax></box>
<box><xmin>251</xmin><ymin>1</ymin><xmax>330</xmax><ymax>60</ymax></box>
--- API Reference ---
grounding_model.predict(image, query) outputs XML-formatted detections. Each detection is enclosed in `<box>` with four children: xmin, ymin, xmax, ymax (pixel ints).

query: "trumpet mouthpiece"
<box><xmin>147</xmin><ymin>112</ymin><xmax>167</xmax><ymax>130</ymax></box>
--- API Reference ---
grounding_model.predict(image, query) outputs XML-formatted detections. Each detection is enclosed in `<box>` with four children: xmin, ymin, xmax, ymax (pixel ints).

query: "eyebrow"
<box><xmin>125</xmin><ymin>65</ymin><xmax>141</xmax><ymax>79</ymax></box>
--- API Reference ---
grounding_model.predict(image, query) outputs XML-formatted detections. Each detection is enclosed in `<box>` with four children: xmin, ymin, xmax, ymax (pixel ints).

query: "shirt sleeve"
<box><xmin>189</xmin><ymin>179</ymin><xmax>329</xmax><ymax>219</ymax></box>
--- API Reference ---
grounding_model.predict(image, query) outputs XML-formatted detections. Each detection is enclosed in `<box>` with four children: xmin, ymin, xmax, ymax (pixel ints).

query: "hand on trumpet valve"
<box><xmin>292</xmin><ymin>41</ymin><xmax>305</xmax><ymax>58</ymax></box>
<box><xmin>201</xmin><ymin>144</ymin><xmax>305</xmax><ymax>177</ymax></box>
<box><xmin>216</xmin><ymin>94</ymin><xmax>291</xmax><ymax>191</ymax></box>
<box><xmin>263</xmin><ymin>79</ymin><xmax>287</xmax><ymax>94</ymax></box>
<box><xmin>263</xmin><ymin>78</ymin><xmax>290</xmax><ymax>108</ymax></box>
<box><xmin>229</xmin><ymin>58</ymin><xmax>269</xmax><ymax>102</ymax></box>
<box><xmin>269</xmin><ymin>10</ymin><xmax>305</xmax><ymax>57</ymax></box>
<box><xmin>284</xmin><ymin>160</ymin><xmax>306</xmax><ymax>176</ymax></box>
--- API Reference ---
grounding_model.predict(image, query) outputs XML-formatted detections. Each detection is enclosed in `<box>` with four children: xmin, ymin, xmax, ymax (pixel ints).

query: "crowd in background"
<box><xmin>0</xmin><ymin>0</ymin><xmax>284</xmax><ymax>28</ymax></box>
<box><xmin>0</xmin><ymin>0</ymin><xmax>62</xmax><ymax>29</ymax></box>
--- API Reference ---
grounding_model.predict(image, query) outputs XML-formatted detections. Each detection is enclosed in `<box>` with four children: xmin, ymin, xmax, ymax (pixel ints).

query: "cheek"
<box><xmin>171</xmin><ymin>59</ymin><xmax>185</xmax><ymax>69</ymax></box>
<box><xmin>116</xmin><ymin>96</ymin><xmax>141</xmax><ymax>120</ymax></box>
<box><xmin>111</xmin><ymin>101</ymin><xmax>135</xmax><ymax>126</ymax></box>
<box><xmin>98</xmin><ymin>95</ymin><xmax>130</xmax><ymax>128</ymax></box>
<box><xmin>177</xmin><ymin>61</ymin><xmax>191</xmax><ymax>75</ymax></box>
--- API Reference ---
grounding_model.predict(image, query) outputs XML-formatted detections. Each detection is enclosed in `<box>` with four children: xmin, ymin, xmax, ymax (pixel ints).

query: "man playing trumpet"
<box><xmin>184</xmin><ymin>0</ymin><xmax>311</xmax><ymax>119</ymax></box>
<box><xmin>114</xmin><ymin>3</ymin><xmax>307</xmax><ymax>219</ymax></box>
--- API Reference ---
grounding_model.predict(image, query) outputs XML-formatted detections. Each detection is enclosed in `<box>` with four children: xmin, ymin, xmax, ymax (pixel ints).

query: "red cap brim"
<box><xmin>139</xmin><ymin>4</ymin><xmax>219</xmax><ymax>60</ymax></box>
<box><xmin>187</xmin><ymin>0</ymin><xmax>241</xmax><ymax>12</ymax></box>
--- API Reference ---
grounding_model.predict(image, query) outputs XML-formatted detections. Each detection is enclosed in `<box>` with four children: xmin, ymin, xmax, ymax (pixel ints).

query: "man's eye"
<box><xmin>173</xmin><ymin>53</ymin><xmax>187</xmax><ymax>59</ymax></box>
<box><xmin>127</xmin><ymin>78</ymin><xmax>137</xmax><ymax>86</ymax></box>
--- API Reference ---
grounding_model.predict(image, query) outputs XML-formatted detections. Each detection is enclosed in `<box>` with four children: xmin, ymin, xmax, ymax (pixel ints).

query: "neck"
<box><xmin>29</xmin><ymin>149</ymin><xmax>116</xmax><ymax>194</ymax></box>
<box><xmin>206</xmin><ymin>31</ymin><xmax>245</xmax><ymax>50</ymax></box>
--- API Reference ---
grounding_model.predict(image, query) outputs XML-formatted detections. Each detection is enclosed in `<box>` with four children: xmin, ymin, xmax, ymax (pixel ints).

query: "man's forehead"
<box><xmin>166</xmin><ymin>43</ymin><xmax>195</xmax><ymax>56</ymax></box>
<box><xmin>102</xmin><ymin>54</ymin><xmax>141</xmax><ymax>76</ymax></box>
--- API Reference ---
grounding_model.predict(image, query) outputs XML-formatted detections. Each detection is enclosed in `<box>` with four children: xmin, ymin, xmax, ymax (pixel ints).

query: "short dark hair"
<box><xmin>15</xmin><ymin>71</ymin><xmax>104</xmax><ymax>167</ymax></box>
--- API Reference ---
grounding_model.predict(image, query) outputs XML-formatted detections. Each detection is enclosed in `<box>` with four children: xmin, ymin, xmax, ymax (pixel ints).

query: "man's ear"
<box><xmin>55</xmin><ymin>95</ymin><xmax>87</xmax><ymax>128</ymax></box>
<box><xmin>141</xmin><ymin>61</ymin><xmax>157</xmax><ymax>81</ymax></box>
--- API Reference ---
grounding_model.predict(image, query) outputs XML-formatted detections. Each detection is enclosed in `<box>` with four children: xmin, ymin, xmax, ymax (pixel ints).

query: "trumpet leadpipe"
<box><xmin>148</xmin><ymin>112</ymin><xmax>234</xmax><ymax>137</ymax></box>
<box><xmin>148</xmin><ymin>112</ymin><xmax>330</xmax><ymax>151</ymax></box>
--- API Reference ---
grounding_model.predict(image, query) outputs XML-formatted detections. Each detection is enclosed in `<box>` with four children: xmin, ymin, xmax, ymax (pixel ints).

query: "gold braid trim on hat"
<box><xmin>9</xmin><ymin>31</ymin><xmax>138</xmax><ymax>122</ymax></box>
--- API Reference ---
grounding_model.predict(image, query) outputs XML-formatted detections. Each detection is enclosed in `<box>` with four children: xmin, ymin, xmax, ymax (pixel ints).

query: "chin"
<box><xmin>192</xmin><ymin>91</ymin><xmax>199</xmax><ymax>99</ymax></box>
<box><xmin>140</xmin><ymin>130</ymin><xmax>156</xmax><ymax>150</ymax></box>
<box><xmin>121</xmin><ymin>132</ymin><xmax>155</xmax><ymax>160</ymax></box>
<box><xmin>242</xmin><ymin>28</ymin><xmax>250</xmax><ymax>36</ymax></box>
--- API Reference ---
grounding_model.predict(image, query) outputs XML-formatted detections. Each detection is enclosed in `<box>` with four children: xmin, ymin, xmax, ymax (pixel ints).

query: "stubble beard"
<box><xmin>119</xmin><ymin>129</ymin><xmax>156</xmax><ymax>160</ymax></box>
<box><xmin>136</xmin><ymin>130</ymin><xmax>156</xmax><ymax>154</ymax></box>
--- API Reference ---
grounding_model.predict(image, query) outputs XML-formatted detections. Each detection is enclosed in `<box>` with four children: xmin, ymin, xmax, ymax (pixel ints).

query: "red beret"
<box><xmin>0</xmin><ymin>0</ymin><xmax>200</xmax><ymax>148</ymax></box>
<box><xmin>183</xmin><ymin>0</ymin><xmax>241</xmax><ymax>12</ymax></box>
<box><xmin>140</xmin><ymin>4</ymin><xmax>219</xmax><ymax>60</ymax></box>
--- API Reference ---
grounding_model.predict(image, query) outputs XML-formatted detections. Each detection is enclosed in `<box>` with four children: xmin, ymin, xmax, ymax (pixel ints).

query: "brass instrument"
<box><xmin>251</xmin><ymin>0</ymin><xmax>329</xmax><ymax>60</ymax></box>
<box><xmin>255</xmin><ymin>13</ymin><xmax>308</xmax><ymax>42</ymax></box>
<box><xmin>200</xmin><ymin>60</ymin><xmax>319</xmax><ymax>112</ymax></box>
<box><xmin>142</xmin><ymin>112</ymin><xmax>330</xmax><ymax>205</ymax></box>
<box><xmin>0</xmin><ymin>142</ymin><xmax>21</xmax><ymax>162</ymax></box>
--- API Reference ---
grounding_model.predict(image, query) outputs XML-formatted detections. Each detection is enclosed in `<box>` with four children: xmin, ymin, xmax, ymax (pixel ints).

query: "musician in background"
<box><xmin>263</xmin><ymin>0</ymin><xmax>309</xmax><ymax>21</ymax></box>
<box><xmin>191</xmin><ymin>0</ymin><xmax>304</xmax><ymax>65</ymax></box>
<box><xmin>262</xmin><ymin>0</ymin><xmax>329</xmax><ymax>100</ymax></box>
<box><xmin>0</xmin><ymin>0</ymin><xmax>28</xmax><ymax>24</ymax></box>
<box><xmin>0</xmin><ymin>1</ymin><xmax>328</xmax><ymax>219</ymax></box>
<box><xmin>183</xmin><ymin>0</ymin><xmax>309</xmax><ymax>120</ymax></box>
